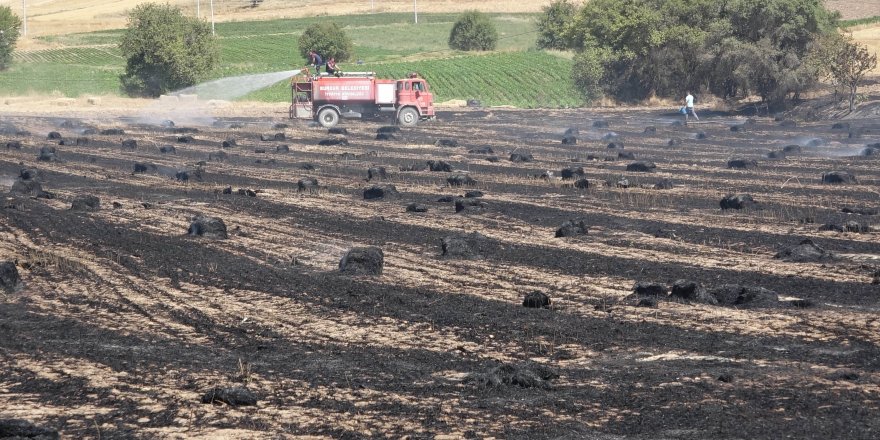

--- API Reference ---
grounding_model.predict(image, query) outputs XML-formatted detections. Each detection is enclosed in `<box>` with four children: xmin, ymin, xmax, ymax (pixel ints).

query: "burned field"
<box><xmin>1</xmin><ymin>107</ymin><xmax>879</xmax><ymax>439</ymax></box>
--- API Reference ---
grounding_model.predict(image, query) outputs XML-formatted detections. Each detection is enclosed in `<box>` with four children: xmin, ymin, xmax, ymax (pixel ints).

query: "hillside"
<box><xmin>1</xmin><ymin>12</ymin><xmax>584</xmax><ymax>108</ymax></box>
<box><xmin>851</xmin><ymin>25</ymin><xmax>880</xmax><ymax>75</ymax></box>
<box><xmin>9</xmin><ymin>0</ymin><xmax>553</xmax><ymax>38</ymax></box>
<box><xmin>825</xmin><ymin>0</ymin><xmax>880</xmax><ymax>20</ymax></box>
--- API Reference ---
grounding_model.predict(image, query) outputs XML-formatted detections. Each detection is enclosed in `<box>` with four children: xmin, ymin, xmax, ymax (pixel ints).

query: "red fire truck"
<box><xmin>290</xmin><ymin>71</ymin><xmax>435</xmax><ymax>128</ymax></box>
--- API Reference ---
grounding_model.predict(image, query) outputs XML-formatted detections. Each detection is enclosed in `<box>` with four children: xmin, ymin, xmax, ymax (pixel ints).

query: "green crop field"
<box><xmin>247</xmin><ymin>51</ymin><xmax>582</xmax><ymax>108</ymax></box>
<box><xmin>0</xmin><ymin>12</ymin><xmax>581</xmax><ymax>108</ymax></box>
<box><xmin>840</xmin><ymin>15</ymin><xmax>880</xmax><ymax>28</ymax></box>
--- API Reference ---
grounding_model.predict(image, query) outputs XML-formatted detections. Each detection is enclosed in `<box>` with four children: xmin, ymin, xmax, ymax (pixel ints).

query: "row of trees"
<box><xmin>122</xmin><ymin>7</ymin><xmax>497</xmax><ymax>96</ymax></box>
<box><xmin>538</xmin><ymin>0</ymin><xmax>877</xmax><ymax>110</ymax></box>
<box><xmin>300</xmin><ymin>10</ymin><xmax>500</xmax><ymax>61</ymax></box>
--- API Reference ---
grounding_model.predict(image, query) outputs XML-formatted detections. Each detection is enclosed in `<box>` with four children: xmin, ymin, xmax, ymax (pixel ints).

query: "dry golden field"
<box><xmin>3</xmin><ymin>0</ymin><xmax>877</xmax><ymax>37</ymax></box>
<box><xmin>825</xmin><ymin>0</ymin><xmax>880</xmax><ymax>20</ymax></box>
<box><xmin>5</xmin><ymin>0</ymin><xmax>552</xmax><ymax>37</ymax></box>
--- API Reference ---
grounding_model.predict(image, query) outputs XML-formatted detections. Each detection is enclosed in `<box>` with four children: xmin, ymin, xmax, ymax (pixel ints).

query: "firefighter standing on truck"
<box><xmin>308</xmin><ymin>50</ymin><xmax>323</xmax><ymax>74</ymax></box>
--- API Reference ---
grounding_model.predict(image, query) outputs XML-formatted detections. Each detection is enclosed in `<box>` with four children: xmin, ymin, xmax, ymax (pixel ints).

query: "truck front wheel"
<box><xmin>317</xmin><ymin>108</ymin><xmax>340</xmax><ymax>128</ymax></box>
<box><xmin>397</xmin><ymin>107</ymin><xmax>419</xmax><ymax>127</ymax></box>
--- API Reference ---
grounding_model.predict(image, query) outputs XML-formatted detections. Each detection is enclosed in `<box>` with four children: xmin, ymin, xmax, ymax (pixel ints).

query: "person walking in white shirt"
<box><xmin>684</xmin><ymin>91</ymin><xmax>699</xmax><ymax>124</ymax></box>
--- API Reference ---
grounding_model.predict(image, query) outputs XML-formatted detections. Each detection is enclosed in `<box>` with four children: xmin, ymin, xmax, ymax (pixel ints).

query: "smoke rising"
<box><xmin>816</xmin><ymin>142</ymin><xmax>869</xmax><ymax>158</ymax></box>
<box><xmin>780</xmin><ymin>137</ymin><xmax>870</xmax><ymax>158</ymax></box>
<box><xmin>790</xmin><ymin>136</ymin><xmax>825</xmax><ymax>147</ymax></box>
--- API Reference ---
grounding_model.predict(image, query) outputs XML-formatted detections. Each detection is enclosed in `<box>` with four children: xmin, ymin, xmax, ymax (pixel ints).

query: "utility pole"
<box><xmin>196</xmin><ymin>1</ymin><xmax>200</xmax><ymax>18</ymax></box>
<box><xmin>210</xmin><ymin>0</ymin><xmax>215</xmax><ymax>35</ymax></box>
<box><xmin>413</xmin><ymin>0</ymin><xmax>418</xmax><ymax>24</ymax></box>
<box><xmin>21</xmin><ymin>0</ymin><xmax>27</xmax><ymax>37</ymax></box>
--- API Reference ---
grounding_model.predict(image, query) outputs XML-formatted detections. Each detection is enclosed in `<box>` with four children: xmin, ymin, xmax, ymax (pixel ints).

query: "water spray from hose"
<box><xmin>172</xmin><ymin>70</ymin><xmax>301</xmax><ymax>101</ymax></box>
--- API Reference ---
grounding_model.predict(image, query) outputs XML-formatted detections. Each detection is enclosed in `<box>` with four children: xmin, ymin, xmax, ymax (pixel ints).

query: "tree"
<box><xmin>0</xmin><ymin>6</ymin><xmax>22</xmax><ymax>71</ymax></box>
<box><xmin>705</xmin><ymin>0</ymin><xmax>835</xmax><ymax>105</ymax></box>
<box><xmin>571</xmin><ymin>48</ymin><xmax>606</xmax><ymax>101</ymax></box>
<box><xmin>564</xmin><ymin>0</ymin><xmax>668</xmax><ymax>100</ymax></box>
<box><xmin>449</xmin><ymin>10</ymin><xmax>498</xmax><ymax>51</ymax></box>
<box><xmin>837</xmin><ymin>38</ymin><xmax>877</xmax><ymax>112</ymax></box>
<box><xmin>809</xmin><ymin>33</ymin><xmax>846</xmax><ymax>93</ymax></box>
<box><xmin>563</xmin><ymin>0</ymin><xmax>837</xmax><ymax>105</ymax></box>
<box><xmin>536</xmin><ymin>0</ymin><xmax>578</xmax><ymax>50</ymax></box>
<box><xmin>119</xmin><ymin>3</ymin><xmax>219</xmax><ymax>97</ymax></box>
<box><xmin>646</xmin><ymin>25</ymin><xmax>708</xmax><ymax>97</ymax></box>
<box><xmin>565</xmin><ymin>0</ymin><xmax>662</xmax><ymax>54</ymax></box>
<box><xmin>817</xmin><ymin>34</ymin><xmax>877</xmax><ymax>112</ymax></box>
<box><xmin>297</xmin><ymin>22</ymin><xmax>353</xmax><ymax>63</ymax></box>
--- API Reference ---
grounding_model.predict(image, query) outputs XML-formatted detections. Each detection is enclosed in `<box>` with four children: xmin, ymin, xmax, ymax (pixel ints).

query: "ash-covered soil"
<box><xmin>1</xmin><ymin>107</ymin><xmax>879</xmax><ymax>439</ymax></box>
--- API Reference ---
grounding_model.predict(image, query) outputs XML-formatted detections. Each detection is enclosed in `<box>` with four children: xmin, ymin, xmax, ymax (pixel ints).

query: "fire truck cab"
<box><xmin>290</xmin><ymin>72</ymin><xmax>435</xmax><ymax>128</ymax></box>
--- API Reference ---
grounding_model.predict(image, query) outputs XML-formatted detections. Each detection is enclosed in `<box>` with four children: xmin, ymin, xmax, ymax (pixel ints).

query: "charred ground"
<box><xmin>1</xmin><ymin>107</ymin><xmax>879</xmax><ymax>439</ymax></box>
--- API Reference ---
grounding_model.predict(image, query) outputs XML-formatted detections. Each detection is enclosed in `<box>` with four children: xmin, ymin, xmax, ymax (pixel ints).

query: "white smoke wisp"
<box><xmin>135</xmin><ymin>69</ymin><xmax>301</xmax><ymax>127</ymax></box>
<box><xmin>785</xmin><ymin>136</ymin><xmax>826</xmax><ymax>148</ymax></box>
<box><xmin>781</xmin><ymin>137</ymin><xmax>865</xmax><ymax>158</ymax></box>
<box><xmin>654</xmin><ymin>117</ymin><xmax>681</xmax><ymax>125</ymax></box>
<box><xmin>817</xmin><ymin>142</ymin><xmax>869</xmax><ymax>158</ymax></box>
<box><xmin>569</xmin><ymin>129</ymin><xmax>617</xmax><ymax>141</ymax></box>
<box><xmin>137</xmin><ymin>100</ymin><xmax>217</xmax><ymax>127</ymax></box>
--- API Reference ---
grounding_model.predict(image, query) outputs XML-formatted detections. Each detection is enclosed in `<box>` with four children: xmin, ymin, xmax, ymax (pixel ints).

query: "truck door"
<box><xmin>396</xmin><ymin>80</ymin><xmax>432</xmax><ymax>115</ymax></box>
<box><xmin>396</xmin><ymin>80</ymin><xmax>415</xmax><ymax>109</ymax></box>
<box><xmin>411</xmin><ymin>80</ymin><xmax>432</xmax><ymax>115</ymax></box>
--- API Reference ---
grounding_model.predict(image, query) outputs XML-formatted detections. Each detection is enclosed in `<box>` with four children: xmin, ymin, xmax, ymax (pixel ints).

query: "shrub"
<box><xmin>571</xmin><ymin>48</ymin><xmax>605</xmax><ymax>102</ymax></box>
<box><xmin>0</xmin><ymin>6</ymin><xmax>22</xmax><ymax>70</ymax></box>
<box><xmin>119</xmin><ymin>3</ymin><xmax>219</xmax><ymax>97</ymax></box>
<box><xmin>449</xmin><ymin>10</ymin><xmax>498</xmax><ymax>51</ymax></box>
<box><xmin>536</xmin><ymin>0</ymin><xmax>577</xmax><ymax>50</ymax></box>
<box><xmin>297</xmin><ymin>22</ymin><xmax>353</xmax><ymax>63</ymax></box>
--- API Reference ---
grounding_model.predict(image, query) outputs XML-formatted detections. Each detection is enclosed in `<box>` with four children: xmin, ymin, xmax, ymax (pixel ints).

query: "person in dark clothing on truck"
<box><xmin>326</xmin><ymin>57</ymin><xmax>338</xmax><ymax>75</ymax></box>
<box><xmin>308</xmin><ymin>50</ymin><xmax>323</xmax><ymax>73</ymax></box>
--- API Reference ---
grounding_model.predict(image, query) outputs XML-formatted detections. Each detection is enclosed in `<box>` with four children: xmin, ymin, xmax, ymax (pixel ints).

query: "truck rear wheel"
<box><xmin>397</xmin><ymin>107</ymin><xmax>419</xmax><ymax>127</ymax></box>
<box><xmin>317</xmin><ymin>108</ymin><xmax>340</xmax><ymax>128</ymax></box>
